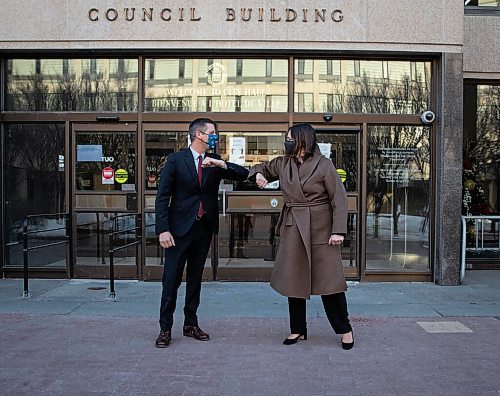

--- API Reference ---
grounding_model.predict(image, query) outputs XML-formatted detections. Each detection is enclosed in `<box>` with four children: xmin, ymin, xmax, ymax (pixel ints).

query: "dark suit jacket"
<box><xmin>155</xmin><ymin>149</ymin><xmax>249</xmax><ymax>237</ymax></box>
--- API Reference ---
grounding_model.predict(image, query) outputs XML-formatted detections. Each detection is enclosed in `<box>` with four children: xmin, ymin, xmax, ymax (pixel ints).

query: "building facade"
<box><xmin>1</xmin><ymin>1</ymin><xmax>499</xmax><ymax>284</ymax></box>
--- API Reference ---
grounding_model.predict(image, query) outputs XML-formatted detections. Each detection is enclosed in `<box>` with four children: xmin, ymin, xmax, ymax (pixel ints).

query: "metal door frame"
<box><xmin>315</xmin><ymin>124</ymin><xmax>363</xmax><ymax>280</ymax></box>
<box><xmin>70</xmin><ymin>122</ymin><xmax>141</xmax><ymax>279</ymax></box>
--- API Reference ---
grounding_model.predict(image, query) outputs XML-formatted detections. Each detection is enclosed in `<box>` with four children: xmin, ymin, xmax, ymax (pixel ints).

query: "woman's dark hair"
<box><xmin>288</xmin><ymin>123</ymin><xmax>317</xmax><ymax>160</ymax></box>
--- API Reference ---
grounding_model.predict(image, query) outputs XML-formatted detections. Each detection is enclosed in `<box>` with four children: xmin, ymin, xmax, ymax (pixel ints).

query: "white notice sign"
<box><xmin>229</xmin><ymin>136</ymin><xmax>246</xmax><ymax>165</ymax></box>
<box><xmin>318</xmin><ymin>143</ymin><xmax>332</xmax><ymax>159</ymax></box>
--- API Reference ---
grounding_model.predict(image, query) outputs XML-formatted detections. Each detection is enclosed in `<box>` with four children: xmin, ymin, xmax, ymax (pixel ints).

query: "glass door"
<box><xmin>71</xmin><ymin>123</ymin><xmax>139</xmax><ymax>279</ymax></box>
<box><xmin>316</xmin><ymin>127</ymin><xmax>361</xmax><ymax>279</ymax></box>
<box><xmin>141</xmin><ymin>122</ymin><xmax>289</xmax><ymax>281</ymax></box>
<box><xmin>216</xmin><ymin>123</ymin><xmax>289</xmax><ymax>280</ymax></box>
<box><xmin>140</xmin><ymin>122</ymin><xmax>361</xmax><ymax>281</ymax></box>
<box><xmin>142</xmin><ymin>123</ymin><xmax>194</xmax><ymax>280</ymax></box>
<box><xmin>2</xmin><ymin>124</ymin><xmax>66</xmax><ymax>270</ymax></box>
<box><xmin>365</xmin><ymin>125</ymin><xmax>431</xmax><ymax>273</ymax></box>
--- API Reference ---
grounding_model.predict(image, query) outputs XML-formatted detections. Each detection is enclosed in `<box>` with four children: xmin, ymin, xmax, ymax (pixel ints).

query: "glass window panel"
<box><xmin>365</xmin><ymin>125</ymin><xmax>431</xmax><ymax>272</ymax></box>
<box><xmin>303</xmin><ymin>60</ymin><xmax>314</xmax><ymax>76</ymax></box>
<box><xmin>75</xmin><ymin>132</ymin><xmax>136</xmax><ymax>192</ymax></box>
<box><xmin>10</xmin><ymin>59</ymin><xmax>36</xmax><ymax>76</ymax></box>
<box><xmin>5</xmin><ymin>58</ymin><xmax>138</xmax><ymax>111</ymax></box>
<box><xmin>318</xmin><ymin>60</ymin><xmax>341</xmax><ymax>79</ymax></box>
<box><xmin>316</xmin><ymin>132</ymin><xmax>358</xmax><ymax>192</ymax></box>
<box><xmin>359</xmin><ymin>61</ymin><xmax>384</xmax><ymax>79</ymax></box>
<box><xmin>109</xmin><ymin>59</ymin><xmax>138</xmax><ymax>75</ymax></box>
<box><xmin>218</xmin><ymin>213</ymin><xmax>279</xmax><ymax>260</ymax></box>
<box><xmin>463</xmin><ymin>84</ymin><xmax>499</xmax><ymax>217</ymax></box>
<box><xmin>144</xmin><ymin>131</ymin><xmax>188</xmax><ymax>191</ymax></box>
<box><xmin>153</xmin><ymin>59</ymin><xmax>182</xmax><ymax>80</ymax></box>
<box><xmin>145</xmin><ymin>58</ymin><xmax>288</xmax><ymax>112</ymax></box>
<box><xmin>388</xmin><ymin>61</ymin><xmax>411</xmax><ymax>80</ymax></box>
<box><xmin>75</xmin><ymin>212</ymin><xmax>138</xmax><ymax>267</ymax></box>
<box><xmin>272</xmin><ymin>60</ymin><xmax>288</xmax><ymax>77</ymax></box>
<box><xmin>242</xmin><ymin>59</ymin><xmax>267</xmax><ymax>77</ymax></box>
<box><xmin>295</xmin><ymin>59</ymin><xmax>431</xmax><ymax>114</ymax></box>
<box><xmin>217</xmin><ymin>131</ymin><xmax>284</xmax><ymax>191</ymax></box>
<box><xmin>3</xmin><ymin>124</ymin><xmax>66</xmax><ymax>267</ymax></box>
<box><xmin>41</xmin><ymin>59</ymin><xmax>64</xmax><ymax>76</ymax></box>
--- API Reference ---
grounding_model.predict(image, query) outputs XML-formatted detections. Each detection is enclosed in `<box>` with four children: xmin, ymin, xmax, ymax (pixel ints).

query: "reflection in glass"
<box><xmin>75</xmin><ymin>212</ymin><xmax>138</xmax><ymax>267</ymax></box>
<box><xmin>342</xmin><ymin>213</ymin><xmax>357</xmax><ymax>272</ymax></box>
<box><xmin>218</xmin><ymin>213</ymin><xmax>277</xmax><ymax>260</ymax></box>
<box><xmin>366</xmin><ymin>126</ymin><xmax>431</xmax><ymax>271</ymax></box>
<box><xmin>294</xmin><ymin>59</ymin><xmax>431</xmax><ymax>114</ymax></box>
<box><xmin>3</xmin><ymin>124</ymin><xmax>65</xmax><ymax>267</ymax></box>
<box><xmin>144</xmin><ymin>59</ymin><xmax>288</xmax><ymax>112</ymax></box>
<box><xmin>144</xmin><ymin>213</ymin><xmax>211</xmax><ymax>266</ymax></box>
<box><xmin>218</xmin><ymin>131</ymin><xmax>284</xmax><ymax>191</ymax></box>
<box><xmin>75</xmin><ymin>132</ymin><xmax>136</xmax><ymax>192</ymax></box>
<box><xmin>145</xmin><ymin>132</ymin><xmax>188</xmax><ymax>191</ymax></box>
<box><xmin>316</xmin><ymin>132</ymin><xmax>358</xmax><ymax>192</ymax></box>
<box><xmin>465</xmin><ymin>0</ymin><xmax>500</xmax><ymax>6</ymax></box>
<box><xmin>6</xmin><ymin>58</ymin><xmax>138</xmax><ymax>111</ymax></box>
<box><xmin>463</xmin><ymin>84</ymin><xmax>499</xmax><ymax>216</ymax></box>
<box><xmin>463</xmin><ymin>84</ymin><xmax>499</xmax><ymax>266</ymax></box>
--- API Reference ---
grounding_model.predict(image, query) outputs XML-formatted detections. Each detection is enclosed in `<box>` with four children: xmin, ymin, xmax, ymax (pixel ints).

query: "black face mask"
<box><xmin>284</xmin><ymin>141</ymin><xmax>295</xmax><ymax>155</ymax></box>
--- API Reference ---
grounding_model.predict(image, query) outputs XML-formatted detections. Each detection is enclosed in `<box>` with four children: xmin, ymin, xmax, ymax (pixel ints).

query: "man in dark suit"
<box><xmin>155</xmin><ymin>118</ymin><xmax>248</xmax><ymax>348</ymax></box>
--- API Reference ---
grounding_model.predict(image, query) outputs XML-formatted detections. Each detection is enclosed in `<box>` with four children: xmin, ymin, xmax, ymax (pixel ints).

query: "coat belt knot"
<box><xmin>275</xmin><ymin>199</ymin><xmax>330</xmax><ymax>235</ymax></box>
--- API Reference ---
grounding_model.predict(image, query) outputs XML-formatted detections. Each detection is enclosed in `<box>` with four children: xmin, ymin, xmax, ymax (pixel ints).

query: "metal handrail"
<box><xmin>22</xmin><ymin>212</ymin><xmax>71</xmax><ymax>297</ymax></box>
<box><xmin>461</xmin><ymin>215</ymin><xmax>500</xmax><ymax>283</ymax></box>
<box><xmin>108</xmin><ymin>213</ymin><xmax>142</xmax><ymax>298</ymax></box>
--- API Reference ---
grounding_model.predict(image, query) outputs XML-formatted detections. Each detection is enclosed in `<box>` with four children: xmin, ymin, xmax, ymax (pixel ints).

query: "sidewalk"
<box><xmin>1</xmin><ymin>271</ymin><xmax>500</xmax><ymax>395</ymax></box>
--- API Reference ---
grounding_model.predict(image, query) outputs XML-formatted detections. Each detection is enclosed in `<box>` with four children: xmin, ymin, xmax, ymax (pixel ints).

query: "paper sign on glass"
<box><xmin>77</xmin><ymin>145</ymin><xmax>103</xmax><ymax>162</ymax></box>
<box><xmin>229</xmin><ymin>136</ymin><xmax>246</xmax><ymax>165</ymax></box>
<box><xmin>318</xmin><ymin>143</ymin><xmax>332</xmax><ymax>159</ymax></box>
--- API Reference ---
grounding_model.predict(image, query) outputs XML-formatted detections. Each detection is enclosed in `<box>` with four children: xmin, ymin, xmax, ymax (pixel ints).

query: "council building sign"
<box><xmin>88</xmin><ymin>7</ymin><xmax>344</xmax><ymax>23</ymax></box>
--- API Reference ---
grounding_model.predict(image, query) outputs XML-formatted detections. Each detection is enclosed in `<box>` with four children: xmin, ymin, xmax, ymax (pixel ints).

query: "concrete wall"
<box><xmin>0</xmin><ymin>0</ymin><xmax>463</xmax><ymax>53</ymax></box>
<box><xmin>435</xmin><ymin>53</ymin><xmax>464</xmax><ymax>285</ymax></box>
<box><xmin>463</xmin><ymin>15</ymin><xmax>500</xmax><ymax>79</ymax></box>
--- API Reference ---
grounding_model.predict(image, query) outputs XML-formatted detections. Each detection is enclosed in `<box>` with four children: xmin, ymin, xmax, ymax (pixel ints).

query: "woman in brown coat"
<box><xmin>248</xmin><ymin>124</ymin><xmax>354</xmax><ymax>349</ymax></box>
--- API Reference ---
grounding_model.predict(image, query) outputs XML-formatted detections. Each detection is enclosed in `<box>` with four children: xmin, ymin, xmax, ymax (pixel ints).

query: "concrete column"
<box><xmin>434</xmin><ymin>52</ymin><xmax>463</xmax><ymax>285</ymax></box>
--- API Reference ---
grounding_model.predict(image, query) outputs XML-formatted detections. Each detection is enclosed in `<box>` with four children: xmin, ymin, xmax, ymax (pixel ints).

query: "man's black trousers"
<box><xmin>159</xmin><ymin>218</ymin><xmax>213</xmax><ymax>331</ymax></box>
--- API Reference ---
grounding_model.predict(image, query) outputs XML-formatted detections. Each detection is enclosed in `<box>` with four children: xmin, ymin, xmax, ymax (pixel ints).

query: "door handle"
<box><xmin>223</xmin><ymin>189</ymin><xmax>226</xmax><ymax>216</ymax></box>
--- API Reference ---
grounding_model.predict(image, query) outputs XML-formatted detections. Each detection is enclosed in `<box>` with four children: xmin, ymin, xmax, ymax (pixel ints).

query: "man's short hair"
<box><xmin>188</xmin><ymin>118</ymin><xmax>217</xmax><ymax>142</ymax></box>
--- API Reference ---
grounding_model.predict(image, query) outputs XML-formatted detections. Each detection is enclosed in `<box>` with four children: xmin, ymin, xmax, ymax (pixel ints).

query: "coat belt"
<box><xmin>275</xmin><ymin>199</ymin><xmax>330</xmax><ymax>235</ymax></box>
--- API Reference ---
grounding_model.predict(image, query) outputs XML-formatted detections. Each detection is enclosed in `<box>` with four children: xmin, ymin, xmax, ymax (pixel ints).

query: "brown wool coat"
<box><xmin>249</xmin><ymin>151</ymin><xmax>348</xmax><ymax>299</ymax></box>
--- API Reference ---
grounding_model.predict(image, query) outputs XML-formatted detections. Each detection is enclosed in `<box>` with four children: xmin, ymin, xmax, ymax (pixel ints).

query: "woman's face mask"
<box><xmin>284</xmin><ymin>139</ymin><xmax>295</xmax><ymax>155</ymax></box>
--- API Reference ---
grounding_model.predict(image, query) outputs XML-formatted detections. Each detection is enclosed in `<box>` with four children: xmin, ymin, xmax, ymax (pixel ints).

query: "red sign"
<box><xmin>147</xmin><ymin>174</ymin><xmax>157</xmax><ymax>184</ymax></box>
<box><xmin>102</xmin><ymin>167</ymin><xmax>114</xmax><ymax>179</ymax></box>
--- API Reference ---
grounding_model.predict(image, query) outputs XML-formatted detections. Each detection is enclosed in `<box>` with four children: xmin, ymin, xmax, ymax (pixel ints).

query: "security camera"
<box><xmin>323</xmin><ymin>113</ymin><xmax>333</xmax><ymax>123</ymax></box>
<box><xmin>420</xmin><ymin>111</ymin><xmax>435</xmax><ymax>125</ymax></box>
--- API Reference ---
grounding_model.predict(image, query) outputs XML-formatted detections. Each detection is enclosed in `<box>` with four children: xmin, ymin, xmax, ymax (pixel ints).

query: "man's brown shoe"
<box><xmin>155</xmin><ymin>330</ymin><xmax>171</xmax><ymax>348</ymax></box>
<box><xmin>183</xmin><ymin>325</ymin><xmax>210</xmax><ymax>341</ymax></box>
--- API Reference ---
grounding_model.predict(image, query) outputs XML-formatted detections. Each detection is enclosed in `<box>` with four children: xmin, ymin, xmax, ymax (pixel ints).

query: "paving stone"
<box><xmin>417</xmin><ymin>320</ymin><xmax>473</xmax><ymax>333</ymax></box>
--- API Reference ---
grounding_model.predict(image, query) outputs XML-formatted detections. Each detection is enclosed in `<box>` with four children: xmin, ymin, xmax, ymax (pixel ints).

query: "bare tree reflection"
<box><xmin>464</xmin><ymin>85</ymin><xmax>500</xmax><ymax>214</ymax></box>
<box><xmin>6</xmin><ymin>59</ymin><xmax>138</xmax><ymax>111</ymax></box>
<box><xmin>4</xmin><ymin>124</ymin><xmax>65</xmax><ymax>233</ymax></box>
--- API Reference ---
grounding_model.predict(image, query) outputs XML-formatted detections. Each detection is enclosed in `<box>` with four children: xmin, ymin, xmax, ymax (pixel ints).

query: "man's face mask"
<box><xmin>199</xmin><ymin>131</ymin><xmax>219</xmax><ymax>149</ymax></box>
<box><xmin>284</xmin><ymin>140</ymin><xmax>295</xmax><ymax>155</ymax></box>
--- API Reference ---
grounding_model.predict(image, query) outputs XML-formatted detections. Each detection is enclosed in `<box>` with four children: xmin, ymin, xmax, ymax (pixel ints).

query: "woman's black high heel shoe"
<box><xmin>341</xmin><ymin>332</ymin><xmax>354</xmax><ymax>350</ymax></box>
<box><xmin>283</xmin><ymin>330</ymin><xmax>307</xmax><ymax>345</ymax></box>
